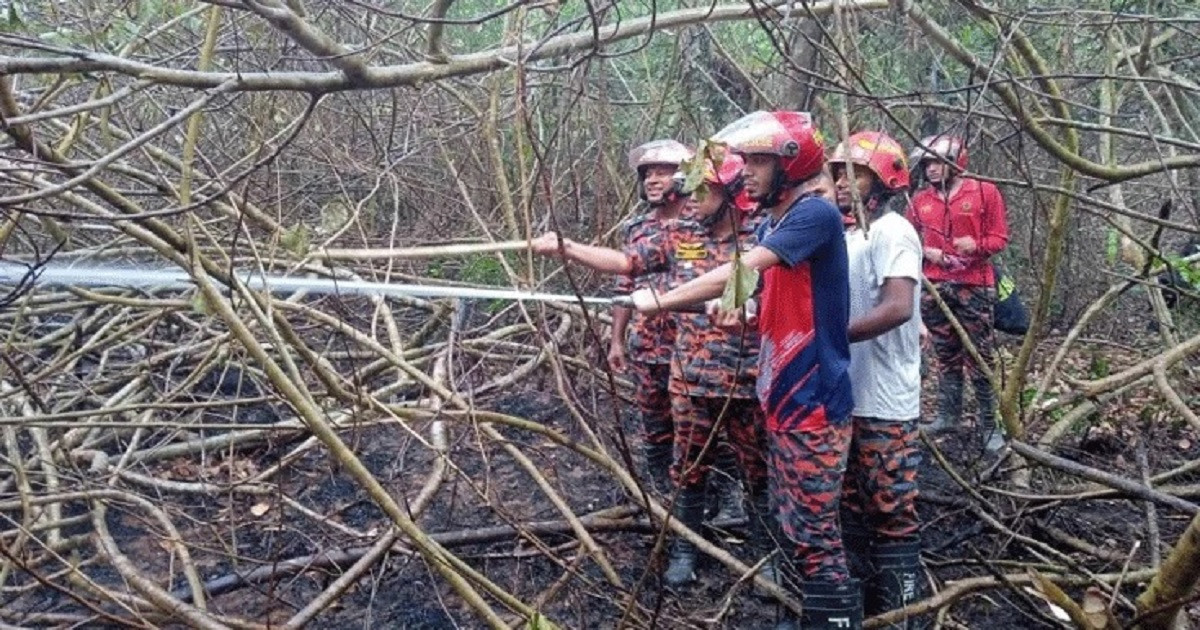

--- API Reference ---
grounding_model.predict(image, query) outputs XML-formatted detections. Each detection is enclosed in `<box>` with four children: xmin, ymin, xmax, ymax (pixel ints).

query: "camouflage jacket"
<box><xmin>630</xmin><ymin>215</ymin><xmax>763</xmax><ymax>398</ymax></box>
<box><xmin>616</xmin><ymin>212</ymin><xmax>677</xmax><ymax>364</ymax></box>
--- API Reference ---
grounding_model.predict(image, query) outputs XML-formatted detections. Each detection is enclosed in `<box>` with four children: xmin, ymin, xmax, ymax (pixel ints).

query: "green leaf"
<box><xmin>3</xmin><ymin>2</ymin><xmax>22</xmax><ymax>31</ymax></box>
<box><xmin>1166</xmin><ymin>254</ymin><xmax>1200</xmax><ymax>288</ymax></box>
<box><xmin>677</xmin><ymin>154</ymin><xmax>706</xmax><ymax>198</ymax></box>
<box><xmin>526</xmin><ymin>612</ymin><xmax>560</xmax><ymax>630</ymax></box>
<box><xmin>280</xmin><ymin>223</ymin><xmax>309</xmax><ymax>256</ymax></box>
<box><xmin>720</xmin><ymin>255</ymin><xmax>758</xmax><ymax>311</ymax></box>
<box><xmin>679</xmin><ymin>139</ymin><xmax>729</xmax><ymax>200</ymax></box>
<box><xmin>190</xmin><ymin>292</ymin><xmax>213</xmax><ymax>316</ymax></box>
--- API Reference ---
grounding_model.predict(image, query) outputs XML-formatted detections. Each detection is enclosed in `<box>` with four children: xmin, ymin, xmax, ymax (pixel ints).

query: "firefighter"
<box><xmin>615</xmin><ymin>140</ymin><xmax>694</xmax><ymax>493</ymax></box>
<box><xmin>531</xmin><ymin>152</ymin><xmax>762</xmax><ymax>587</ymax></box>
<box><xmin>907</xmin><ymin>136</ymin><xmax>1010</xmax><ymax>452</ymax></box>
<box><xmin>830</xmin><ymin>131</ymin><xmax>929</xmax><ymax>628</ymax></box>
<box><xmin>624</xmin><ymin>111</ymin><xmax>861</xmax><ymax>629</ymax></box>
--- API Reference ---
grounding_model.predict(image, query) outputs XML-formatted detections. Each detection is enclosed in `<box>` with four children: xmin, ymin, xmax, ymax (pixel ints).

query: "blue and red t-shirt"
<box><xmin>754</xmin><ymin>194</ymin><xmax>853</xmax><ymax>432</ymax></box>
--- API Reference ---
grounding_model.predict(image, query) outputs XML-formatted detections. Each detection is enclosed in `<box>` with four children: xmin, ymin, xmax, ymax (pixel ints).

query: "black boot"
<box><xmin>867</xmin><ymin>540</ymin><xmax>930</xmax><ymax>629</ymax></box>
<box><xmin>663</xmin><ymin>485</ymin><xmax>706</xmax><ymax>587</ymax></box>
<box><xmin>926</xmin><ymin>372</ymin><xmax>962</xmax><ymax>434</ymax></box>
<box><xmin>798</xmin><ymin>579</ymin><xmax>864</xmax><ymax>630</ymax></box>
<box><xmin>746</xmin><ymin>493</ymin><xmax>785</xmax><ymax>600</ymax></box>
<box><xmin>706</xmin><ymin>451</ymin><xmax>748</xmax><ymax>529</ymax></box>
<box><xmin>841</xmin><ymin>514</ymin><xmax>874</xmax><ymax>581</ymax></box>
<box><xmin>972</xmin><ymin>376</ymin><xmax>1005</xmax><ymax>453</ymax></box>
<box><xmin>643</xmin><ymin>442</ymin><xmax>673</xmax><ymax>496</ymax></box>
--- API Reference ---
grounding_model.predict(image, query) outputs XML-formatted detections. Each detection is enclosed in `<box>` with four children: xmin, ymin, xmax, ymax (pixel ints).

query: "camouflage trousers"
<box><xmin>921</xmin><ymin>283</ymin><xmax>996</xmax><ymax>379</ymax></box>
<box><xmin>629</xmin><ymin>361</ymin><xmax>673</xmax><ymax>447</ymax></box>
<box><xmin>669</xmin><ymin>393</ymin><xmax>768</xmax><ymax>489</ymax></box>
<box><xmin>767</xmin><ymin>417</ymin><xmax>853</xmax><ymax>583</ymax></box>
<box><xmin>843</xmin><ymin>416</ymin><xmax>921</xmax><ymax>541</ymax></box>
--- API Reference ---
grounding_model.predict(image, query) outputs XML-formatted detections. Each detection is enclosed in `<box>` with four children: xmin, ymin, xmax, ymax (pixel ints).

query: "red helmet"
<box><xmin>828</xmin><ymin>131</ymin><xmax>910</xmax><ymax>191</ymax></box>
<box><xmin>703</xmin><ymin>150</ymin><xmax>745</xmax><ymax>190</ymax></box>
<box><xmin>732</xmin><ymin>188</ymin><xmax>757</xmax><ymax>212</ymax></box>
<box><xmin>910</xmin><ymin>135</ymin><xmax>967</xmax><ymax>171</ymax></box>
<box><xmin>627</xmin><ymin>139</ymin><xmax>693</xmax><ymax>173</ymax></box>
<box><xmin>713</xmin><ymin>111</ymin><xmax>826</xmax><ymax>184</ymax></box>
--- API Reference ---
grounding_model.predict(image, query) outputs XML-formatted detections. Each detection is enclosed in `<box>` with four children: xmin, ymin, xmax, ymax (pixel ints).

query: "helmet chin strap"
<box><xmin>699</xmin><ymin>200</ymin><xmax>731</xmax><ymax>228</ymax></box>
<box><xmin>842</xmin><ymin>180</ymin><xmax>892</xmax><ymax>224</ymax></box>
<box><xmin>758</xmin><ymin>164</ymin><xmax>791</xmax><ymax>209</ymax></box>
<box><xmin>643</xmin><ymin>174</ymin><xmax>686</xmax><ymax>207</ymax></box>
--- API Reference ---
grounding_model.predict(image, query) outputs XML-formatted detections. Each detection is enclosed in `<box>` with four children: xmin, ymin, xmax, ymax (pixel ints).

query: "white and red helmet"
<box><xmin>628</xmin><ymin>139</ymin><xmax>693</xmax><ymax>205</ymax></box>
<box><xmin>713</xmin><ymin>111</ymin><xmax>827</xmax><ymax>184</ymax></box>
<box><xmin>910</xmin><ymin>134</ymin><xmax>968</xmax><ymax>172</ymax></box>
<box><xmin>701</xmin><ymin>150</ymin><xmax>755</xmax><ymax>211</ymax></box>
<box><xmin>627</xmin><ymin>139</ymin><xmax>694</xmax><ymax>173</ymax></box>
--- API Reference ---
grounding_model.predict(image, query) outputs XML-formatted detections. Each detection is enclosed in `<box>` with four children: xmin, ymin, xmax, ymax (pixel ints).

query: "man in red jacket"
<box><xmin>908</xmin><ymin>136</ymin><xmax>1009</xmax><ymax>452</ymax></box>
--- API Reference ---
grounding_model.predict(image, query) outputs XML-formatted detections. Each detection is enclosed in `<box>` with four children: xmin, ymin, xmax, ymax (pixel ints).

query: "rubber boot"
<box><xmin>643</xmin><ymin>442</ymin><xmax>673</xmax><ymax>496</ymax></box>
<box><xmin>663</xmin><ymin>484</ymin><xmax>706</xmax><ymax>587</ymax></box>
<box><xmin>799</xmin><ymin>579</ymin><xmax>864</xmax><ymax>630</ymax></box>
<box><xmin>868</xmin><ymin>540</ymin><xmax>930</xmax><ymax>629</ymax></box>
<box><xmin>972</xmin><ymin>375</ymin><xmax>1006</xmax><ymax>453</ymax></box>
<box><xmin>925</xmin><ymin>371</ymin><xmax>963</xmax><ymax>434</ymax></box>
<box><xmin>841</xmin><ymin>514</ymin><xmax>874</xmax><ymax>581</ymax></box>
<box><xmin>706</xmin><ymin>450</ymin><xmax>748</xmax><ymax>529</ymax></box>
<box><xmin>747</xmin><ymin>493</ymin><xmax>785</xmax><ymax>600</ymax></box>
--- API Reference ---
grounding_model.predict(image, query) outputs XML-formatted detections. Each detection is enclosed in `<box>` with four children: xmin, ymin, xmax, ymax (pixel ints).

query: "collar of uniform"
<box><xmin>920</xmin><ymin>175</ymin><xmax>981</xmax><ymax>206</ymax></box>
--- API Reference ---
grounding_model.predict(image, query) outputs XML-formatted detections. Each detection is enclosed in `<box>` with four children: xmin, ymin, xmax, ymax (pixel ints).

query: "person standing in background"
<box><xmin>907</xmin><ymin>135</ymin><xmax>1009</xmax><ymax>453</ymax></box>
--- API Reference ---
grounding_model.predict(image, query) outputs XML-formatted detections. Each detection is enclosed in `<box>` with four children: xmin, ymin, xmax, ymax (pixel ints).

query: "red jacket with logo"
<box><xmin>908</xmin><ymin>177</ymin><xmax>1009</xmax><ymax>287</ymax></box>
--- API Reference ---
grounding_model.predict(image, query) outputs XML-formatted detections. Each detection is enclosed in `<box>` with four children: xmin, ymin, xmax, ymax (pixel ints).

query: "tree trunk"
<box><xmin>1136</xmin><ymin>510</ymin><xmax>1200</xmax><ymax>629</ymax></box>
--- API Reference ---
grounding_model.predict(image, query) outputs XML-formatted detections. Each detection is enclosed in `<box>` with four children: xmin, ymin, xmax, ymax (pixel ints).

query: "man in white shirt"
<box><xmin>830</xmin><ymin>131</ymin><xmax>929</xmax><ymax>629</ymax></box>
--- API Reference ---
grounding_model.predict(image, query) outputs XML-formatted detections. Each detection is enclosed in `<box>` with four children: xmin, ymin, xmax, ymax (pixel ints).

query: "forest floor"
<box><xmin>7</xmin><ymin>335</ymin><xmax>1200</xmax><ymax>629</ymax></box>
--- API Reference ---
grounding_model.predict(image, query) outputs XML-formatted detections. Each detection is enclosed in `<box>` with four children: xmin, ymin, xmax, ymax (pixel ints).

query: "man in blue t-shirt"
<box><xmin>626</xmin><ymin>111</ymin><xmax>858</xmax><ymax>630</ymax></box>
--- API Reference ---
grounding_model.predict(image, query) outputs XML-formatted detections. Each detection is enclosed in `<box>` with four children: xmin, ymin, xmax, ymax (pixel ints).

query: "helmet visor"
<box><xmin>713</xmin><ymin>110</ymin><xmax>810</xmax><ymax>157</ymax></box>
<box><xmin>628</xmin><ymin>139</ymin><xmax>693</xmax><ymax>170</ymax></box>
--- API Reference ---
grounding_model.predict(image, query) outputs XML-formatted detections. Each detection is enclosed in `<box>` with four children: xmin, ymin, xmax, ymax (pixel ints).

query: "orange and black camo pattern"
<box><xmin>672</xmin><ymin>217</ymin><xmax>763</xmax><ymax>399</ymax></box>
<box><xmin>921</xmin><ymin>283</ymin><xmax>995</xmax><ymax>376</ymax></box>
<box><xmin>843</xmin><ymin>416</ymin><xmax>921</xmax><ymax>540</ymax></box>
<box><xmin>629</xmin><ymin>362</ymin><xmax>673</xmax><ymax>446</ymax></box>
<box><xmin>669</xmin><ymin>394</ymin><xmax>767</xmax><ymax>488</ymax></box>
<box><xmin>630</xmin><ymin>216</ymin><xmax>764</xmax><ymax>399</ymax></box>
<box><xmin>767</xmin><ymin>420</ymin><xmax>854</xmax><ymax>582</ymax></box>
<box><xmin>616</xmin><ymin>213</ymin><xmax>678</xmax><ymax>365</ymax></box>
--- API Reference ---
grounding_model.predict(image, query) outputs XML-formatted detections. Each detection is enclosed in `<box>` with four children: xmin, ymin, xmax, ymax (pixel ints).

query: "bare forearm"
<box><xmin>849</xmin><ymin>280</ymin><xmax>916</xmax><ymax>342</ymax></box>
<box><xmin>560</xmin><ymin>239</ymin><xmax>634</xmax><ymax>275</ymax></box>
<box><xmin>610</xmin><ymin>306</ymin><xmax>631</xmax><ymax>349</ymax></box>
<box><xmin>849</xmin><ymin>304</ymin><xmax>912</xmax><ymax>342</ymax></box>
<box><xmin>654</xmin><ymin>263</ymin><xmax>732</xmax><ymax>311</ymax></box>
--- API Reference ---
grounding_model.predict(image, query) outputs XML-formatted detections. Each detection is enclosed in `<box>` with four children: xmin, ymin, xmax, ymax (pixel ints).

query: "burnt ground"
<box><xmin>5</xmin><ymin>338</ymin><xmax>1200</xmax><ymax>629</ymax></box>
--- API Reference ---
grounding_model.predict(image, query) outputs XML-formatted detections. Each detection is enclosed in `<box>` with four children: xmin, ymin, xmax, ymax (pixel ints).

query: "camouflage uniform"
<box><xmin>842</xmin><ymin>418</ymin><xmax>921</xmax><ymax>539</ymax></box>
<box><xmin>841</xmin><ymin>212</ymin><xmax>924</xmax><ymax>544</ymax></box>
<box><xmin>616</xmin><ymin>213</ymin><xmax>678</xmax><ymax>451</ymax></box>
<box><xmin>920</xmin><ymin>284</ymin><xmax>995</xmax><ymax>381</ymax></box>
<box><xmin>629</xmin><ymin>216</ymin><xmax>768</xmax><ymax>490</ymax></box>
<box><xmin>768</xmin><ymin>418</ymin><xmax>853</xmax><ymax>581</ymax></box>
<box><xmin>909</xmin><ymin>177</ymin><xmax>1009</xmax><ymax>447</ymax></box>
<box><xmin>667</xmin><ymin>218</ymin><xmax>767</xmax><ymax>490</ymax></box>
